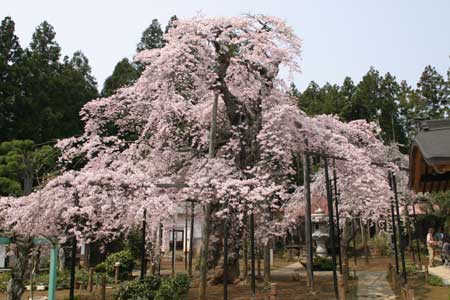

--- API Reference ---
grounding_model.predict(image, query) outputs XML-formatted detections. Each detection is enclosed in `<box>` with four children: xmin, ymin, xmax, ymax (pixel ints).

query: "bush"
<box><xmin>75</xmin><ymin>269</ymin><xmax>89</xmax><ymax>286</ymax></box>
<box><xmin>312</xmin><ymin>256</ymin><xmax>333</xmax><ymax>271</ymax></box>
<box><xmin>0</xmin><ymin>272</ymin><xmax>10</xmax><ymax>292</ymax></box>
<box><xmin>370</xmin><ymin>233</ymin><xmax>391</xmax><ymax>256</ymax></box>
<box><xmin>428</xmin><ymin>274</ymin><xmax>445</xmax><ymax>286</ymax></box>
<box><xmin>405</xmin><ymin>263</ymin><xmax>418</xmax><ymax>275</ymax></box>
<box><xmin>57</xmin><ymin>270</ymin><xmax>70</xmax><ymax>287</ymax></box>
<box><xmin>95</xmin><ymin>262</ymin><xmax>107</xmax><ymax>273</ymax></box>
<box><xmin>114</xmin><ymin>274</ymin><xmax>190</xmax><ymax>300</ymax></box>
<box><xmin>104</xmin><ymin>249</ymin><xmax>135</xmax><ymax>280</ymax></box>
<box><xmin>114</xmin><ymin>275</ymin><xmax>161</xmax><ymax>300</ymax></box>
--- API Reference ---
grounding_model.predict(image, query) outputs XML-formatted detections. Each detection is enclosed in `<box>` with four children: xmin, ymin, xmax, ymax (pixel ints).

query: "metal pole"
<box><xmin>189</xmin><ymin>201</ymin><xmax>195</xmax><ymax>277</ymax></box>
<box><xmin>140</xmin><ymin>208</ymin><xmax>147</xmax><ymax>280</ymax></box>
<box><xmin>223</xmin><ymin>201</ymin><xmax>229</xmax><ymax>300</ymax></box>
<box><xmin>324</xmin><ymin>159</ymin><xmax>339</xmax><ymax>299</ymax></box>
<box><xmin>303</xmin><ymin>151</ymin><xmax>314</xmax><ymax>288</ymax></box>
<box><xmin>250</xmin><ymin>212</ymin><xmax>256</xmax><ymax>297</ymax></box>
<box><xmin>412</xmin><ymin>204</ymin><xmax>422</xmax><ymax>266</ymax></box>
<box><xmin>333</xmin><ymin>160</ymin><xmax>342</xmax><ymax>274</ymax></box>
<box><xmin>172</xmin><ymin>228</ymin><xmax>176</xmax><ymax>276</ymax></box>
<box><xmin>48</xmin><ymin>244</ymin><xmax>58</xmax><ymax>300</ymax></box>
<box><xmin>392</xmin><ymin>173</ymin><xmax>407</xmax><ymax>284</ymax></box>
<box><xmin>388</xmin><ymin>171</ymin><xmax>400</xmax><ymax>275</ymax></box>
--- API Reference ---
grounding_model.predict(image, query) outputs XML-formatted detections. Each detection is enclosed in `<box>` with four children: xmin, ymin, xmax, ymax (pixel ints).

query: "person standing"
<box><xmin>427</xmin><ymin>228</ymin><xmax>437</xmax><ymax>268</ymax></box>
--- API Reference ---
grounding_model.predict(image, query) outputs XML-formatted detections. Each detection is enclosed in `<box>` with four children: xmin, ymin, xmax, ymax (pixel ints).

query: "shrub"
<box><xmin>405</xmin><ymin>263</ymin><xmax>418</xmax><ymax>275</ymax></box>
<box><xmin>114</xmin><ymin>274</ymin><xmax>190</xmax><ymax>300</ymax></box>
<box><xmin>313</xmin><ymin>256</ymin><xmax>333</xmax><ymax>271</ymax></box>
<box><xmin>104</xmin><ymin>249</ymin><xmax>135</xmax><ymax>280</ymax></box>
<box><xmin>75</xmin><ymin>268</ymin><xmax>89</xmax><ymax>286</ymax></box>
<box><xmin>57</xmin><ymin>270</ymin><xmax>70</xmax><ymax>287</ymax></box>
<box><xmin>370</xmin><ymin>233</ymin><xmax>391</xmax><ymax>256</ymax></box>
<box><xmin>114</xmin><ymin>275</ymin><xmax>161</xmax><ymax>300</ymax></box>
<box><xmin>0</xmin><ymin>272</ymin><xmax>10</xmax><ymax>292</ymax></box>
<box><xmin>428</xmin><ymin>274</ymin><xmax>445</xmax><ymax>286</ymax></box>
<box><xmin>95</xmin><ymin>262</ymin><xmax>107</xmax><ymax>273</ymax></box>
<box><xmin>155</xmin><ymin>274</ymin><xmax>190</xmax><ymax>300</ymax></box>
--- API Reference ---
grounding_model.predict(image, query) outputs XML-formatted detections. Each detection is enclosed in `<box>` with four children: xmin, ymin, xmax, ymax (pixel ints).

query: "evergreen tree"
<box><xmin>321</xmin><ymin>83</ymin><xmax>341</xmax><ymax>115</ymax></box>
<box><xmin>378</xmin><ymin>72</ymin><xmax>403</xmax><ymax>144</ymax></box>
<box><xmin>101</xmin><ymin>58</ymin><xmax>139</xmax><ymax>97</ymax></box>
<box><xmin>165</xmin><ymin>15</ymin><xmax>178</xmax><ymax>34</ymax></box>
<box><xmin>29</xmin><ymin>21</ymin><xmax>60</xmax><ymax>66</ymax></box>
<box><xmin>351</xmin><ymin>67</ymin><xmax>382</xmax><ymax>121</ymax></box>
<box><xmin>0</xmin><ymin>16</ymin><xmax>23</xmax><ymax>141</ymax></box>
<box><xmin>417</xmin><ymin>65</ymin><xmax>448</xmax><ymax>119</ymax></box>
<box><xmin>339</xmin><ymin>77</ymin><xmax>356</xmax><ymax>121</ymax></box>
<box><xmin>297</xmin><ymin>81</ymin><xmax>323</xmax><ymax>115</ymax></box>
<box><xmin>136</xmin><ymin>19</ymin><xmax>164</xmax><ymax>52</ymax></box>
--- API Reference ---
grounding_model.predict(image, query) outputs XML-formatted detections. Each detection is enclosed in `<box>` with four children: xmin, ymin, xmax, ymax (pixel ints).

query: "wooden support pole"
<box><xmin>324</xmin><ymin>158</ymin><xmax>339</xmax><ymax>300</ymax></box>
<box><xmin>189</xmin><ymin>201</ymin><xmax>195</xmax><ymax>277</ymax></box>
<box><xmin>100</xmin><ymin>274</ymin><xmax>106</xmax><ymax>300</ymax></box>
<box><xmin>223</xmin><ymin>201</ymin><xmax>229</xmax><ymax>300</ymax></box>
<box><xmin>250</xmin><ymin>213</ymin><xmax>256</xmax><ymax>297</ymax></box>
<box><xmin>392</xmin><ymin>173</ymin><xmax>407</xmax><ymax>285</ymax></box>
<box><xmin>303</xmin><ymin>151</ymin><xmax>314</xmax><ymax>289</ymax></box>
<box><xmin>140</xmin><ymin>208</ymin><xmax>147</xmax><ymax>280</ymax></box>
<box><xmin>88</xmin><ymin>267</ymin><xmax>93</xmax><ymax>292</ymax></box>
<box><xmin>333</xmin><ymin>160</ymin><xmax>342</xmax><ymax>274</ymax></box>
<box><xmin>172</xmin><ymin>228</ymin><xmax>176</xmax><ymax>277</ymax></box>
<box><xmin>389</xmin><ymin>172</ymin><xmax>400</xmax><ymax>275</ymax></box>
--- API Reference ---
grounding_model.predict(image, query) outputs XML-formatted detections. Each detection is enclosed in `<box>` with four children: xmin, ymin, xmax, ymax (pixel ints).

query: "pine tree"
<box><xmin>417</xmin><ymin>65</ymin><xmax>448</xmax><ymax>119</ymax></box>
<box><xmin>0</xmin><ymin>16</ymin><xmax>23</xmax><ymax>141</ymax></box>
<box><xmin>165</xmin><ymin>15</ymin><xmax>178</xmax><ymax>34</ymax></box>
<box><xmin>350</xmin><ymin>67</ymin><xmax>382</xmax><ymax>121</ymax></box>
<box><xmin>339</xmin><ymin>77</ymin><xmax>356</xmax><ymax>121</ymax></box>
<box><xmin>101</xmin><ymin>58</ymin><xmax>139</xmax><ymax>97</ymax></box>
<box><xmin>136</xmin><ymin>19</ymin><xmax>165</xmax><ymax>52</ymax></box>
<box><xmin>297</xmin><ymin>81</ymin><xmax>323</xmax><ymax>115</ymax></box>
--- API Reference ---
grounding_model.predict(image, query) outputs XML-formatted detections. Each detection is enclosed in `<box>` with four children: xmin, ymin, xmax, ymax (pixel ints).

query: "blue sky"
<box><xmin>4</xmin><ymin>0</ymin><xmax>450</xmax><ymax>90</ymax></box>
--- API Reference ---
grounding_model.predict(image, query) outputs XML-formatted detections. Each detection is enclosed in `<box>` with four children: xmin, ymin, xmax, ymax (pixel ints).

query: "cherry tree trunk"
<box><xmin>7</xmin><ymin>237</ymin><xmax>33</xmax><ymax>300</ymax></box>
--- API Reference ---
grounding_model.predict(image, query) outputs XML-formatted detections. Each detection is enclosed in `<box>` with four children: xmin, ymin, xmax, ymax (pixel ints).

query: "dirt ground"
<box><xmin>1</xmin><ymin>254</ymin><xmax>449</xmax><ymax>300</ymax></box>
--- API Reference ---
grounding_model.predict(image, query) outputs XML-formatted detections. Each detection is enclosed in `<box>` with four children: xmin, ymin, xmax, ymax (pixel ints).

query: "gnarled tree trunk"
<box><xmin>7</xmin><ymin>236</ymin><xmax>33</xmax><ymax>300</ymax></box>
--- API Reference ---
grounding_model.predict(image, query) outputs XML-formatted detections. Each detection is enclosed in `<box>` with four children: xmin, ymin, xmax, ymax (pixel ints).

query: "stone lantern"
<box><xmin>312</xmin><ymin>208</ymin><xmax>329</xmax><ymax>257</ymax></box>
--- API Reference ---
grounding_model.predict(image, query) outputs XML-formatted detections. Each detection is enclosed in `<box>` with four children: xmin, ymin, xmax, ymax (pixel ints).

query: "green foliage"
<box><xmin>137</xmin><ymin>19</ymin><xmax>164</xmax><ymax>52</ymax></box>
<box><xmin>101</xmin><ymin>58</ymin><xmax>138</xmax><ymax>97</ymax></box>
<box><xmin>404</xmin><ymin>263</ymin><xmax>418</xmax><ymax>275</ymax></box>
<box><xmin>0</xmin><ymin>272</ymin><xmax>10</xmax><ymax>292</ymax></box>
<box><xmin>312</xmin><ymin>256</ymin><xmax>333</xmax><ymax>271</ymax></box>
<box><xmin>293</xmin><ymin>65</ymin><xmax>449</xmax><ymax>153</ymax></box>
<box><xmin>104</xmin><ymin>249</ymin><xmax>135</xmax><ymax>279</ymax></box>
<box><xmin>428</xmin><ymin>274</ymin><xmax>445</xmax><ymax>286</ymax></box>
<box><xmin>370</xmin><ymin>233</ymin><xmax>391</xmax><ymax>256</ymax></box>
<box><xmin>114</xmin><ymin>275</ymin><xmax>161</xmax><ymax>300</ymax></box>
<box><xmin>0</xmin><ymin>139</ymin><xmax>58</xmax><ymax>196</ymax></box>
<box><xmin>114</xmin><ymin>274</ymin><xmax>190</xmax><ymax>300</ymax></box>
<box><xmin>75</xmin><ymin>268</ymin><xmax>89</xmax><ymax>285</ymax></box>
<box><xmin>95</xmin><ymin>262</ymin><xmax>107</xmax><ymax>273</ymax></box>
<box><xmin>0</xmin><ymin>16</ymin><xmax>98</xmax><ymax>143</ymax></box>
<box><xmin>126</xmin><ymin>228</ymin><xmax>143</xmax><ymax>260</ymax></box>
